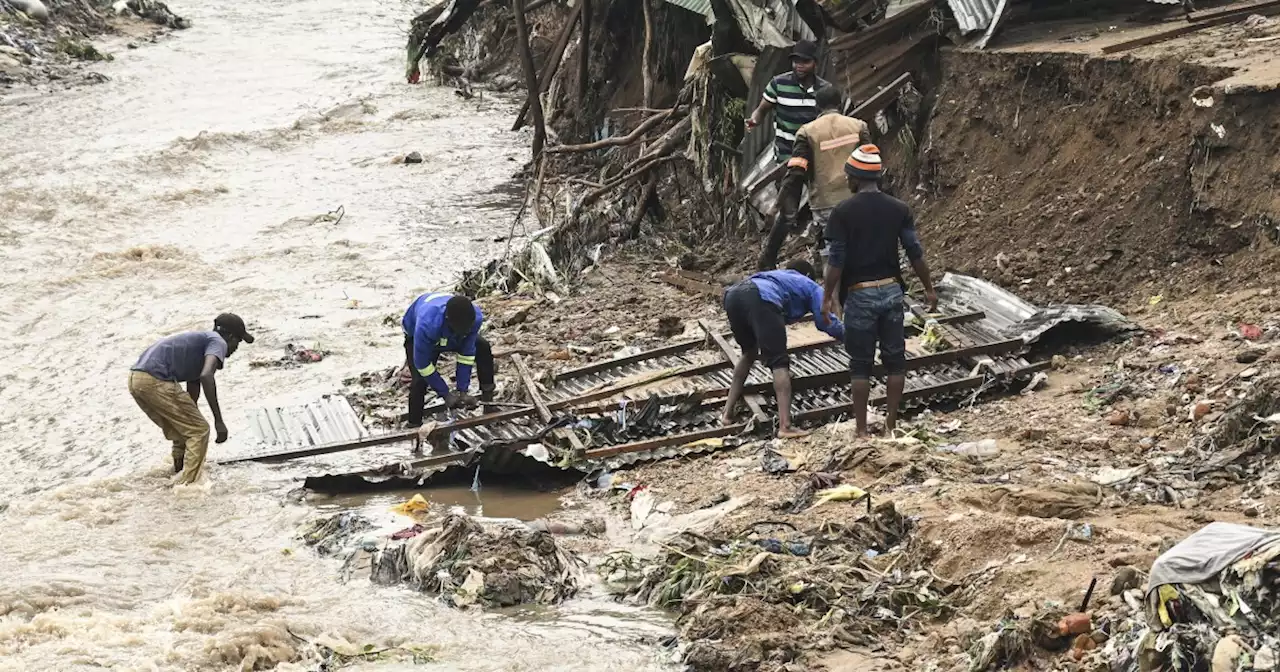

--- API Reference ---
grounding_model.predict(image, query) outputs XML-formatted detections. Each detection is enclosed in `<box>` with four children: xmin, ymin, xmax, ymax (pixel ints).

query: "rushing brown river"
<box><xmin>0</xmin><ymin>1</ymin><xmax>671</xmax><ymax>669</ymax></box>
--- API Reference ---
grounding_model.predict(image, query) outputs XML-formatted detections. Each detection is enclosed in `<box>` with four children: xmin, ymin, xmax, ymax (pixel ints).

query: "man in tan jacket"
<box><xmin>758</xmin><ymin>85</ymin><xmax>870</xmax><ymax>270</ymax></box>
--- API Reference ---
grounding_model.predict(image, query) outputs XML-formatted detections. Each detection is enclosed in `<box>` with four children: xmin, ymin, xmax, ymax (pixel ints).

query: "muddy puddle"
<box><xmin>0</xmin><ymin>0</ymin><xmax>671</xmax><ymax>669</ymax></box>
<box><xmin>310</xmin><ymin>485</ymin><xmax>566</xmax><ymax>522</ymax></box>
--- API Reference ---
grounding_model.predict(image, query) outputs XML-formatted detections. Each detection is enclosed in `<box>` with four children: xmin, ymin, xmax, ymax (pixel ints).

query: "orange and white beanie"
<box><xmin>844</xmin><ymin>144</ymin><xmax>883</xmax><ymax>180</ymax></box>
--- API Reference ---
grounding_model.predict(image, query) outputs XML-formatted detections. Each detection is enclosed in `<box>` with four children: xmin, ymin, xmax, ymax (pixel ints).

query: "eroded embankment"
<box><xmin>912</xmin><ymin>50</ymin><xmax>1280</xmax><ymax>308</ymax></box>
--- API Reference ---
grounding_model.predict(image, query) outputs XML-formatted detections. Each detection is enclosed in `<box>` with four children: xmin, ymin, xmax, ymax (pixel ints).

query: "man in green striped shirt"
<box><xmin>746</xmin><ymin>40</ymin><xmax>829</xmax><ymax>162</ymax></box>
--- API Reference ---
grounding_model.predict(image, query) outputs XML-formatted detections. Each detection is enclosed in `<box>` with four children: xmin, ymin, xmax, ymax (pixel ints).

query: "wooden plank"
<box><xmin>660</xmin><ymin>269</ymin><xmax>724</xmax><ymax>298</ymax></box>
<box><xmin>849</xmin><ymin>72</ymin><xmax>912</xmax><ymax>120</ymax></box>
<box><xmin>699</xmin><ymin>320</ymin><xmax>769</xmax><ymax>424</ymax></box>
<box><xmin>1102</xmin><ymin>0</ymin><xmax>1280</xmax><ymax>53</ymax></box>
<box><xmin>830</xmin><ymin>0</ymin><xmax>933</xmax><ymax>51</ymax></box>
<box><xmin>513</xmin><ymin>354</ymin><xmax>585</xmax><ymax>452</ymax></box>
<box><xmin>584</xmin><ymin>423</ymin><xmax>748</xmax><ymax>460</ymax></box>
<box><xmin>746</xmin><ymin>161</ymin><xmax>788</xmax><ymax>198</ymax></box>
<box><xmin>553</xmin><ymin>336</ymin><xmax>704</xmax><ymax>381</ymax></box>
<box><xmin>217</xmin><ymin>428</ymin><xmax>421</xmax><ymax>464</ymax></box>
<box><xmin>1189</xmin><ymin>0</ymin><xmax>1280</xmax><ymax>22</ymax></box>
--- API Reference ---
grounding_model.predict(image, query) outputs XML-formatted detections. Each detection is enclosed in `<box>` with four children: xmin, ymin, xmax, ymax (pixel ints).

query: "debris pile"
<box><xmin>614</xmin><ymin>501</ymin><xmax>965</xmax><ymax>670</ymax></box>
<box><xmin>959</xmin><ymin>522</ymin><xmax>1280</xmax><ymax>671</ymax></box>
<box><xmin>370</xmin><ymin>513</ymin><xmax>583</xmax><ymax>608</ymax></box>
<box><xmin>1110</xmin><ymin>374</ymin><xmax>1280</xmax><ymax>507</ymax></box>
<box><xmin>249</xmin><ymin>343</ymin><xmax>330</xmax><ymax>369</ymax></box>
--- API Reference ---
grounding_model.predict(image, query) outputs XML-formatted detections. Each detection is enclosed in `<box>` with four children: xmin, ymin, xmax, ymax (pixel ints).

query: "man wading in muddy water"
<box><xmin>822</xmin><ymin>145</ymin><xmax>936</xmax><ymax>437</ymax></box>
<box><xmin>128</xmin><ymin>314</ymin><xmax>254</xmax><ymax>484</ymax></box>
<box><xmin>721</xmin><ymin>261</ymin><xmax>844</xmax><ymax>439</ymax></box>
<box><xmin>400</xmin><ymin>293</ymin><xmax>496</xmax><ymax>428</ymax></box>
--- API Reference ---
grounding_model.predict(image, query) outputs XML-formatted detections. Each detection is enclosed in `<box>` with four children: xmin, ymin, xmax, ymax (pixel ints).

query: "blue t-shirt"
<box><xmin>748</xmin><ymin>270</ymin><xmax>845</xmax><ymax>340</ymax></box>
<box><xmin>132</xmin><ymin>331</ymin><xmax>228</xmax><ymax>382</ymax></box>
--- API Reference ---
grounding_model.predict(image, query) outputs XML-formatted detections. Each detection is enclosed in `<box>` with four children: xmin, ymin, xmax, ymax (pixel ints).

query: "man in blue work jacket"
<box><xmin>400</xmin><ymin>293</ymin><xmax>496</xmax><ymax>427</ymax></box>
<box><xmin>720</xmin><ymin>260</ymin><xmax>844</xmax><ymax>439</ymax></box>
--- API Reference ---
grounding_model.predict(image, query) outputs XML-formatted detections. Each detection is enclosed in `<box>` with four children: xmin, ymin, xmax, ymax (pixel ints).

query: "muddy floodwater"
<box><xmin>0</xmin><ymin>0</ymin><xmax>671</xmax><ymax>669</ymax></box>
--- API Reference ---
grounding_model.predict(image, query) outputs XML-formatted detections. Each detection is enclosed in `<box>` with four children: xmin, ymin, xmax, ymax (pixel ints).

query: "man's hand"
<box><xmin>214</xmin><ymin>420</ymin><xmax>228</xmax><ymax>444</ymax></box>
<box><xmin>744</xmin><ymin>117</ymin><xmax>758</xmax><ymax>131</ymax></box>
<box><xmin>822</xmin><ymin>292</ymin><xmax>842</xmax><ymax>321</ymax></box>
<box><xmin>925</xmin><ymin>288</ymin><xmax>938</xmax><ymax>312</ymax></box>
<box><xmin>398</xmin><ymin>365</ymin><xmax>413</xmax><ymax>386</ymax></box>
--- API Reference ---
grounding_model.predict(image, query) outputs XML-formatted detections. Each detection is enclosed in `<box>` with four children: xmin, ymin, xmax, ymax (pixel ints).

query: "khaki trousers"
<box><xmin>128</xmin><ymin>370</ymin><xmax>209</xmax><ymax>484</ymax></box>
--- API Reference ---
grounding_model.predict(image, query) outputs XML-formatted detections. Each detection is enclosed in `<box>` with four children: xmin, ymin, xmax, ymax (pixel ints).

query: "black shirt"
<box><xmin>824</xmin><ymin>191</ymin><xmax>924</xmax><ymax>290</ymax></box>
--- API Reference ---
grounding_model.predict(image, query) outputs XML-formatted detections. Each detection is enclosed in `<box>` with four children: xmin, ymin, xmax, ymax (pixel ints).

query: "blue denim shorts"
<box><xmin>843</xmin><ymin>284</ymin><xmax>907</xmax><ymax>379</ymax></box>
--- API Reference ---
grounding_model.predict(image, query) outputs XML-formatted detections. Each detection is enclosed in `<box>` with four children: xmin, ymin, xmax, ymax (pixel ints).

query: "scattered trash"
<box><xmin>811</xmin><ymin>484</ymin><xmax>868</xmax><ymax>509</ymax></box>
<box><xmin>1057</xmin><ymin>611</ymin><xmax>1091</xmax><ymax>636</ymax></box>
<box><xmin>627</xmin><ymin>502</ymin><xmax>950</xmax><ymax>669</ymax></box>
<box><xmin>1090</xmin><ymin>464</ymin><xmax>1148</xmax><ymax>486</ymax></box>
<box><xmin>391</xmin><ymin>524</ymin><xmax>426</xmax><ymax>540</ymax></box>
<box><xmin>630</xmin><ymin>486</ymin><xmax>655</xmax><ymax>531</ymax></box>
<box><xmin>1240</xmin><ymin>323</ymin><xmax>1264</xmax><ymax>341</ymax></box>
<box><xmin>249</xmin><ymin>343</ymin><xmax>331</xmax><ymax>369</ymax></box>
<box><xmin>404</xmin><ymin>151</ymin><xmax>424</xmax><ymax>164</ymax></box>
<box><xmin>1068</xmin><ymin>522</ymin><xmax>1093</xmax><ymax>542</ymax></box>
<box><xmin>370</xmin><ymin>514</ymin><xmax>582</xmax><ymax>607</ymax></box>
<box><xmin>390</xmin><ymin>494</ymin><xmax>430</xmax><ymax>520</ymax></box>
<box><xmin>937</xmin><ymin>439</ymin><xmax>1000</xmax><ymax>458</ymax></box>
<box><xmin>1020</xmin><ymin>371</ymin><xmax>1048</xmax><ymax>395</ymax></box>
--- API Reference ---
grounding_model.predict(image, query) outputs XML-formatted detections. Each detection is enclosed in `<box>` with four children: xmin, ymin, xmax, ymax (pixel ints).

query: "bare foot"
<box><xmin>721</xmin><ymin>413</ymin><xmax>733</xmax><ymax>426</ymax></box>
<box><xmin>778</xmin><ymin>427</ymin><xmax>811</xmax><ymax>439</ymax></box>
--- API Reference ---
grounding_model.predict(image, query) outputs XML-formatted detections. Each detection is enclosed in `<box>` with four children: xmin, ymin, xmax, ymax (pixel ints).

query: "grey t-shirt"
<box><xmin>131</xmin><ymin>331</ymin><xmax>228</xmax><ymax>383</ymax></box>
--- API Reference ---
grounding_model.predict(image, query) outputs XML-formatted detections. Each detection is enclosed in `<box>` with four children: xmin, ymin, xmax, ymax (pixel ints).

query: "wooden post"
<box><xmin>511</xmin><ymin>0</ymin><xmax>546</xmax><ymax>158</ymax></box>
<box><xmin>577</xmin><ymin>0</ymin><xmax>591</xmax><ymax>102</ymax></box>
<box><xmin>513</xmin><ymin>1</ymin><xmax>583</xmax><ymax>132</ymax></box>
<box><xmin>512</xmin><ymin>354</ymin><xmax>585</xmax><ymax>452</ymax></box>
<box><xmin>641</xmin><ymin>0</ymin><xmax>654</xmax><ymax>110</ymax></box>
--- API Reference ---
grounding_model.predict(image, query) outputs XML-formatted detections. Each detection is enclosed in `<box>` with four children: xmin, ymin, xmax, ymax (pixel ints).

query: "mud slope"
<box><xmin>915</xmin><ymin>51</ymin><xmax>1280</xmax><ymax>307</ymax></box>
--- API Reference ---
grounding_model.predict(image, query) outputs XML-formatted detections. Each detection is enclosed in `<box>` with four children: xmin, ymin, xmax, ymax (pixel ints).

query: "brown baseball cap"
<box><xmin>214</xmin><ymin>313</ymin><xmax>255</xmax><ymax>344</ymax></box>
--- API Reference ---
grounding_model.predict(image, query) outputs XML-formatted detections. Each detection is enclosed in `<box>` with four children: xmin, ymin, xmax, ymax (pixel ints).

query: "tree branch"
<box><xmin>546</xmin><ymin>108</ymin><xmax>674</xmax><ymax>153</ymax></box>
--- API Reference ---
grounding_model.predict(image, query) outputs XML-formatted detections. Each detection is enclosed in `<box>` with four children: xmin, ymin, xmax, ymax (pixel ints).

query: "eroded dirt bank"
<box><xmin>914</xmin><ymin>50</ymin><xmax>1280</xmax><ymax>307</ymax></box>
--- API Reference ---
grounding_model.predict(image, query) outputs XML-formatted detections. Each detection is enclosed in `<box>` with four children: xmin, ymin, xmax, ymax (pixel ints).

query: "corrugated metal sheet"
<box><xmin>948</xmin><ymin>0</ymin><xmax>1002</xmax><ymax>33</ymax></box>
<box><xmin>244</xmin><ymin>274</ymin><xmax>1127</xmax><ymax>485</ymax></box>
<box><xmin>938</xmin><ymin>273</ymin><xmax>1137</xmax><ymax>344</ymax></box>
<box><xmin>661</xmin><ymin>0</ymin><xmax>713</xmax><ymax>17</ymax></box>
<box><xmin>245</xmin><ymin>395</ymin><xmax>367</xmax><ymax>452</ymax></box>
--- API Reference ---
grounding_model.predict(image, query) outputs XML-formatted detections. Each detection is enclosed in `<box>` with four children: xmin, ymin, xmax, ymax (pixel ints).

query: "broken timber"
<box><xmin>512</xmin><ymin>353</ymin><xmax>586</xmax><ymax>452</ymax></box>
<box><xmin>660</xmin><ymin>269</ymin><xmax>724</xmax><ymax>298</ymax></box>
